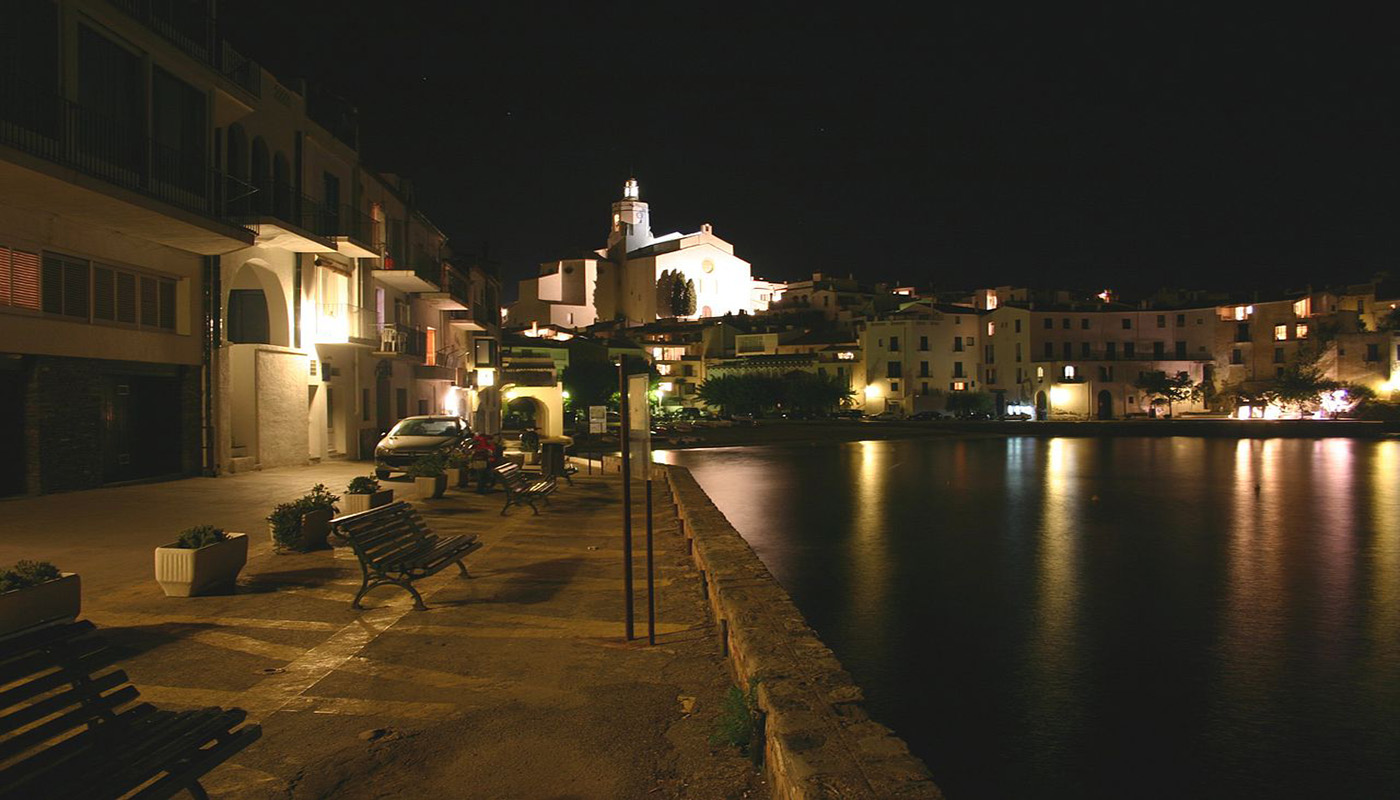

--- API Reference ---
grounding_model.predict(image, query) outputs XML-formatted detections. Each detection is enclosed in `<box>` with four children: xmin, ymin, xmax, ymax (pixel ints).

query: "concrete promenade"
<box><xmin>1</xmin><ymin>463</ymin><xmax>765</xmax><ymax>799</ymax></box>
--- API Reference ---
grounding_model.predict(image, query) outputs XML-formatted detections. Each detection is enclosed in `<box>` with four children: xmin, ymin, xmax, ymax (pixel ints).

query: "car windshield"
<box><xmin>390</xmin><ymin>418</ymin><xmax>460</xmax><ymax>437</ymax></box>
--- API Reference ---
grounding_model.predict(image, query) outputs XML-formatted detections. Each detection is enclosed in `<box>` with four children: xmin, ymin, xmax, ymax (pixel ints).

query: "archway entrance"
<box><xmin>1097</xmin><ymin>389</ymin><xmax>1114</xmax><ymax>420</ymax></box>
<box><xmin>1035</xmin><ymin>391</ymin><xmax>1048</xmax><ymax>420</ymax></box>
<box><xmin>225</xmin><ymin>262</ymin><xmax>288</xmax><ymax>346</ymax></box>
<box><xmin>504</xmin><ymin>396</ymin><xmax>545</xmax><ymax>432</ymax></box>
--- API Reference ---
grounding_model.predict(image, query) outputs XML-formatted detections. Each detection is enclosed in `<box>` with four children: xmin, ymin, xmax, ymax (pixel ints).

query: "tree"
<box><xmin>1133</xmin><ymin>371</ymin><xmax>1202</xmax><ymax>417</ymax></box>
<box><xmin>1378</xmin><ymin>305</ymin><xmax>1400</xmax><ymax>332</ymax></box>
<box><xmin>782</xmin><ymin>372</ymin><xmax>853</xmax><ymax>414</ymax></box>
<box><xmin>677</xmin><ymin>277</ymin><xmax>697</xmax><ymax>316</ymax></box>
<box><xmin>655</xmin><ymin>270</ymin><xmax>678</xmax><ymax>316</ymax></box>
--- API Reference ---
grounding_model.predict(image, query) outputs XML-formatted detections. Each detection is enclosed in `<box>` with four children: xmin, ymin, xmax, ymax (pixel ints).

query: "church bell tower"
<box><xmin>607</xmin><ymin>178</ymin><xmax>653</xmax><ymax>256</ymax></box>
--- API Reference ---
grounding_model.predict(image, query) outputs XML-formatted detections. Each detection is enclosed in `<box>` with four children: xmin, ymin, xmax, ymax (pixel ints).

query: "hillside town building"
<box><xmin>508</xmin><ymin>180</ymin><xmax>785</xmax><ymax>328</ymax></box>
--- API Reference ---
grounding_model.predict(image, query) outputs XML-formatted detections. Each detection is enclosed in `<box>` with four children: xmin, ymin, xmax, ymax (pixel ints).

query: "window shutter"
<box><xmin>140</xmin><ymin>275</ymin><xmax>157</xmax><ymax>326</ymax></box>
<box><xmin>10</xmin><ymin>250</ymin><xmax>40</xmax><ymax>310</ymax></box>
<box><xmin>0</xmin><ymin>246</ymin><xmax>9</xmax><ymax>306</ymax></box>
<box><xmin>158</xmin><ymin>279</ymin><xmax>176</xmax><ymax>329</ymax></box>
<box><xmin>42</xmin><ymin>255</ymin><xmax>63</xmax><ymax>314</ymax></box>
<box><xmin>62</xmin><ymin>258</ymin><xmax>89</xmax><ymax>319</ymax></box>
<box><xmin>93</xmin><ymin>265</ymin><xmax>115</xmax><ymax>320</ymax></box>
<box><xmin>116</xmin><ymin>271</ymin><xmax>136</xmax><ymax>323</ymax></box>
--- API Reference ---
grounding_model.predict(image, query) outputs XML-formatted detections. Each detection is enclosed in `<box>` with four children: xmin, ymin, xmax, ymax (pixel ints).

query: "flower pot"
<box><xmin>154</xmin><ymin>533</ymin><xmax>248</xmax><ymax>598</ymax></box>
<box><xmin>0</xmin><ymin>573</ymin><xmax>81</xmax><ymax>640</ymax></box>
<box><xmin>342</xmin><ymin>489</ymin><xmax>394</xmax><ymax>515</ymax></box>
<box><xmin>269</xmin><ymin>508</ymin><xmax>334</xmax><ymax>553</ymax></box>
<box><xmin>414</xmin><ymin>474</ymin><xmax>447</xmax><ymax>499</ymax></box>
<box><xmin>445</xmin><ymin>467</ymin><xmax>466</xmax><ymax>490</ymax></box>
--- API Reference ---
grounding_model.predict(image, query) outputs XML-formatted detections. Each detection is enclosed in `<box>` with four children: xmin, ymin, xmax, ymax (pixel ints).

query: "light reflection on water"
<box><xmin>658</xmin><ymin>437</ymin><xmax>1400</xmax><ymax>800</ymax></box>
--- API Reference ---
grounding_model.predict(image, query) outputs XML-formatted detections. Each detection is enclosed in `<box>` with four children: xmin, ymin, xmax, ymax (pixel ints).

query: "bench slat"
<box><xmin>0</xmin><ymin>684</ymin><xmax>139</xmax><ymax>763</ymax></box>
<box><xmin>0</xmin><ymin>702</ymin><xmax>160</xmax><ymax>795</ymax></box>
<box><xmin>0</xmin><ymin>649</ymin><xmax>126</xmax><ymax>712</ymax></box>
<box><xmin>0</xmin><ymin>668</ymin><xmax>127</xmax><ymax>736</ymax></box>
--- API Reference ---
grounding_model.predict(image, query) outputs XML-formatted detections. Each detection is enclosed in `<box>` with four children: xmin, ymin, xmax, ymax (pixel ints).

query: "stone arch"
<box><xmin>504</xmin><ymin>396</ymin><xmax>546</xmax><ymax>432</ymax></box>
<box><xmin>225</xmin><ymin>259</ymin><xmax>289</xmax><ymax>347</ymax></box>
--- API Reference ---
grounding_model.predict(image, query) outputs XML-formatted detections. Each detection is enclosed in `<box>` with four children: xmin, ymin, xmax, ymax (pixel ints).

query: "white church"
<box><xmin>507</xmin><ymin>179</ymin><xmax>783</xmax><ymax>328</ymax></box>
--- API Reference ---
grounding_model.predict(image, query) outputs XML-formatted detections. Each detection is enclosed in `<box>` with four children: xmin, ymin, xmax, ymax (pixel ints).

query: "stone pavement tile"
<box><xmin>10</xmin><ymin>471</ymin><xmax>768</xmax><ymax>799</ymax></box>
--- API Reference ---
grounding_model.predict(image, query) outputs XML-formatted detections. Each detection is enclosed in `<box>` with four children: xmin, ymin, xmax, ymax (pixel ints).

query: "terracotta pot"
<box><xmin>0</xmin><ymin>573</ymin><xmax>81</xmax><ymax>640</ymax></box>
<box><xmin>414</xmin><ymin>474</ymin><xmax>448</xmax><ymax>499</ymax></box>
<box><xmin>342</xmin><ymin>489</ymin><xmax>394</xmax><ymax>515</ymax></box>
<box><xmin>154</xmin><ymin>533</ymin><xmax>248</xmax><ymax>597</ymax></box>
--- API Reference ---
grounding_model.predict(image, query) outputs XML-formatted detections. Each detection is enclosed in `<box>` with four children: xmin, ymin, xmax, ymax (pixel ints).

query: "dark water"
<box><xmin>659</xmin><ymin>437</ymin><xmax>1400</xmax><ymax>799</ymax></box>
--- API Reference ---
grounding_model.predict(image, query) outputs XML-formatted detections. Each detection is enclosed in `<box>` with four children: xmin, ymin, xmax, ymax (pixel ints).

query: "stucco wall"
<box><xmin>255</xmin><ymin>347</ymin><xmax>309</xmax><ymax>468</ymax></box>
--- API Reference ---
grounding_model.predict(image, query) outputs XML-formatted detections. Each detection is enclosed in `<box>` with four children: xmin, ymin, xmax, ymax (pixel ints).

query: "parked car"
<box><xmin>909</xmin><ymin>410</ymin><xmax>949</xmax><ymax>421</ymax></box>
<box><xmin>374</xmin><ymin>415</ymin><xmax>473</xmax><ymax>478</ymax></box>
<box><xmin>831</xmin><ymin>409</ymin><xmax>864</xmax><ymax>420</ymax></box>
<box><xmin>868</xmin><ymin>410</ymin><xmax>903</xmax><ymax>421</ymax></box>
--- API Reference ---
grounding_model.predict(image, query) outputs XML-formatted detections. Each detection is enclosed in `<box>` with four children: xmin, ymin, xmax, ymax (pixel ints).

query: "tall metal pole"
<box><xmin>646</xmin><ymin>473</ymin><xmax>655</xmax><ymax>645</ymax></box>
<box><xmin>619</xmin><ymin>360</ymin><xmax>635</xmax><ymax>641</ymax></box>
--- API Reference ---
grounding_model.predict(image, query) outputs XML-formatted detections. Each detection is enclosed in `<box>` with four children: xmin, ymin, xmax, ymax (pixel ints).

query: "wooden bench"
<box><xmin>493</xmin><ymin>462</ymin><xmax>556</xmax><ymax>516</ymax></box>
<box><xmin>330</xmin><ymin>501</ymin><xmax>481</xmax><ymax>610</ymax></box>
<box><xmin>0</xmin><ymin>620</ymin><xmax>260</xmax><ymax>800</ymax></box>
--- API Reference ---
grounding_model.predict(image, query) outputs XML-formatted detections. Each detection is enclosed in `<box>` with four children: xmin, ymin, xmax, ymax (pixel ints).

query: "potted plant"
<box><xmin>407</xmin><ymin>452</ymin><xmax>448</xmax><ymax>499</ymax></box>
<box><xmin>0</xmin><ymin>560</ymin><xmax>80</xmax><ymax>639</ymax></box>
<box><xmin>445</xmin><ymin>449</ymin><xmax>472</xmax><ymax>489</ymax></box>
<box><xmin>154</xmin><ymin>525</ymin><xmax>248</xmax><ymax>597</ymax></box>
<box><xmin>267</xmin><ymin>484</ymin><xmax>340</xmax><ymax>552</ymax></box>
<box><xmin>342</xmin><ymin>475</ymin><xmax>394</xmax><ymax>514</ymax></box>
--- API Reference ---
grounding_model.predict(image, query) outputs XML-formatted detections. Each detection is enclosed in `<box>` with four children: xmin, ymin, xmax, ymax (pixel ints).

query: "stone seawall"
<box><xmin>662</xmin><ymin>463</ymin><xmax>943</xmax><ymax>799</ymax></box>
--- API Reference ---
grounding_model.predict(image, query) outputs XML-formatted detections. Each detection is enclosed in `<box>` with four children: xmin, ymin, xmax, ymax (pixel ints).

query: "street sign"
<box><xmin>589</xmin><ymin>405</ymin><xmax>606</xmax><ymax>434</ymax></box>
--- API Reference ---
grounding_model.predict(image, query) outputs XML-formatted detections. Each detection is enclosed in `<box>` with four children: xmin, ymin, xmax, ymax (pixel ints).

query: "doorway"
<box><xmin>1097</xmin><ymin>389</ymin><xmax>1114</xmax><ymax>420</ymax></box>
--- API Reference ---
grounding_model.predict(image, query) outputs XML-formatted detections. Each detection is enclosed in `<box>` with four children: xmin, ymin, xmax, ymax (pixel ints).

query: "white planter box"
<box><xmin>415</xmin><ymin>474</ymin><xmax>447</xmax><ymax>499</ymax></box>
<box><xmin>342</xmin><ymin>489</ymin><xmax>394</xmax><ymax>515</ymax></box>
<box><xmin>445</xmin><ymin>467</ymin><xmax>467</xmax><ymax>489</ymax></box>
<box><xmin>154</xmin><ymin>533</ymin><xmax>248</xmax><ymax>597</ymax></box>
<box><xmin>0</xmin><ymin>573</ymin><xmax>81</xmax><ymax>639</ymax></box>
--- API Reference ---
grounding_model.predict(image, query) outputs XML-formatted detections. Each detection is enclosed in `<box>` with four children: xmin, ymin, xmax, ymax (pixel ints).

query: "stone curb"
<box><xmin>664</xmin><ymin>464</ymin><xmax>944</xmax><ymax>800</ymax></box>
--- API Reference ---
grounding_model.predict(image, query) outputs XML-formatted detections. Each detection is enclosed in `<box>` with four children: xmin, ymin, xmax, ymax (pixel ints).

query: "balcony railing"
<box><xmin>314</xmin><ymin>304</ymin><xmax>378</xmax><ymax>343</ymax></box>
<box><xmin>0</xmin><ymin>83</ymin><xmax>253</xmax><ymax>232</ymax></box>
<box><xmin>108</xmin><ymin>0</ymin><xmax>261</xmax><ymax>96</ymax></box>
<box><xmin>376</xmin><ymin>322</ymin><xmax>427</xmax><ymax>359</ymax></box>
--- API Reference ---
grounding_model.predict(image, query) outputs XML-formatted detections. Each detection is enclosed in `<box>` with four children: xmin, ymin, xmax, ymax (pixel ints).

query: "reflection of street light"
<box><xmin>561</xmin><ymin>390</ymin><xmax>571</xmax><ymax>400</ymax></box>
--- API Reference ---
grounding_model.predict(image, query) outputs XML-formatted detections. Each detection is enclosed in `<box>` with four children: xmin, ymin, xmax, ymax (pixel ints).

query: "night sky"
<box><xmin>223</xmin><ymin>4</ymin><xmax>1397</xmax><ymax>299</ymax></box>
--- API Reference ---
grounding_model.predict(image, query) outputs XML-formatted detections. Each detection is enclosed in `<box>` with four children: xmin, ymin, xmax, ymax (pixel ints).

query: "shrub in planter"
<box><xmin>154</xmin><ymin>525</ymin><xmax>249</xmax><ymax>597</ymax></box>
<box><xmin>445</xmin><ymin>449</ymin><xmax>472</xmax><ymax>489</ymax></box>
<box><xmin>407</xmin><ymin>453</ymin><xmax>448</xmax><ymax>499</ymax></box>
<box><xmin>0</xmin><ymin>560</ymin><xmax>81</xmax><ymax>639</ymax></box>
<box><xmin>343</xmin><ymin>475</ymin><xmax>394</xmax><ymax>515</ymax></box>
<box><xmin>268</xmin><ymin>484</ymin><xmax>341</xmax><ymax>552</ymax></box>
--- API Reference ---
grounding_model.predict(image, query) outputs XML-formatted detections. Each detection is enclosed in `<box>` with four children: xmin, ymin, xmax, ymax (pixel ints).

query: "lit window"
<box><xmin>1063</xmin><ymin>365</ymin><xmax>1076</xmax><ymax>380</ymax></box>
<box><xmin>987</xmin><ymin>321</ymin><xmax>996</xmax><ymax>336</ymax></box>
<box><xmin>837</xmin><ymin>351</ymin><xmax>855</xmax><ymax>361</ymax></box>
<box><xmin>1296</xmin><ymin>324</ymin><xmax>1308</xmax><ymax>339</ymax></box>
<box><xmin>1274</xmin><ymin>324</ymin><xmax>1287</xmax><ymax>341</ymax></box>
<box><xmin>1293</xmin><ymin>297</ymin><xmax>1311</xmax><ymax>317</ymax></box>
<box><xmin>656</xmin><ymin>364</ymin><xmax>673</xmax><ymax>376</ymax></box>
<box><xmin>1036</xmin><ymin>366</ymin><xmax>1045</xmax><ymax>381</ymax></box>
<box><xmin>952</xmin><ymin>381</ymin><xmax>967</xmax><ymax>391</ymax></box>
<box><xmin>986</xmin><ymin>295</ymin><xmax>998</xmax><ymax>310</ymax></box>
